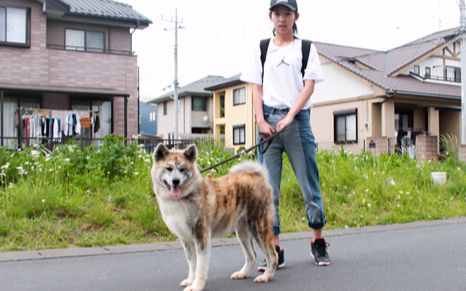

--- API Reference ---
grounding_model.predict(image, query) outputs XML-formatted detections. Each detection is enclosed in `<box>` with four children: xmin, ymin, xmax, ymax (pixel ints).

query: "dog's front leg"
<box><xmin>180</xmin><ymin>240</ymin><xmax>197</xmax><ymax>288</ymax></box>
<box><xmin>183</xmin><ymin>236</ymin><xmax>211</xmax><ymax>291</ymax></box>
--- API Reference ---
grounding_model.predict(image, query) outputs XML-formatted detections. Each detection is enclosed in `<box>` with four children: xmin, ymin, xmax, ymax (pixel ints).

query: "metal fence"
<box><xmin>0</xmin><ymin>135</ymin><xmax>199</xmax><ymax>153</ymax></box>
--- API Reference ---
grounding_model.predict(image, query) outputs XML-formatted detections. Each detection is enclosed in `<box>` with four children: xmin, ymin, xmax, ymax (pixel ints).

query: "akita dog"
<box><xmin>151</xmin><ymin>143</ymin><xmax>278</xmax><ymax>291</ymax></box>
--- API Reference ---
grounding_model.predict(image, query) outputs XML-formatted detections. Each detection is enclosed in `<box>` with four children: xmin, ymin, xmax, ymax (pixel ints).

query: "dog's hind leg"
<box><xmin>180</xmin><ymin>240</ymin><xmax>197</xmax><ymax>288</ymax></box>
<box><xmin>253</xmin><ymin>221</ymin><xmax>278</xmax><ymax>283</ymax></box>
<box><xmin>231</xmin><ymin>219</ymin><xmax>256</xmax><ymax>280</ymax></box>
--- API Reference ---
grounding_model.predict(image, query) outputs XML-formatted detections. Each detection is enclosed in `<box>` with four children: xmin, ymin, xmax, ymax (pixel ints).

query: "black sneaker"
<box><xmin>310</xmin><ymin>238</ymin><xmax>331</xmax><ymax>266</ymax></box>
<box><xmin>257</xmin><ymin>245</ymin><xmax>285</xmax><ymax>272</ymax></box>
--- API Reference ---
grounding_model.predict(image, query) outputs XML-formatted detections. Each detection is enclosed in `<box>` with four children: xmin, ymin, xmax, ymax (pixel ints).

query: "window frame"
<box><xmin>333</xmin><ymin>108</ymin><xmax>358</xmax><ymax>144</ymax></box>
<box><xmin>191</xmin><ymin>96</ymin><xmax>207</xmax><ymax>111</ymax></box>
<box><xmin>65</xmin><ymin>28</ymin><xmax>105</xmax><ymax>53</ymax></box>
<box><xmin>0</xmin><ymin>5</ymin><xmax>30</xmax><ymax>48</ymax></box>
<box><xmin>232</xmin><ymin>124</ymin><xmax>246</xmax><ymax>145</ymax></box>
<box><xmin>445</xmin><ymin>66</ymin><xmax>461</xmax><ymax>82</ymax></box>
<box><xmin>233</xmin><ymin>87</ymin><xmax>246</xmax><ymax>106</ymax></box>
<box><xmin>219</xmin><ymin>93</ymin><xmax>225</xmax><ymax>118</ymax></box>
<box><xmin>163</xmin><ymin>101</ymin><xmax>167</xmax><ymax>116</ymax></box>
<box><xmin>424</xmin><ymin>66</ymin><xmax>431</xmax><ymax>79</ymax></box>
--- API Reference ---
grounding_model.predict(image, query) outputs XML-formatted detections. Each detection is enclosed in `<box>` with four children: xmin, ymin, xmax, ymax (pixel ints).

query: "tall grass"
<box><xmin>0</xmin><ymin>138</ymin><xmax>465</xmax><ymax>251</ymax></box>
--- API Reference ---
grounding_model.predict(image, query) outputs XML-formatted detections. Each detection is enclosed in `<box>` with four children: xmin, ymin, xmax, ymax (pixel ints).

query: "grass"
<box><xmin>0</xmin><ymin>137</ymin><xmax>465</xmax><ymax>252</ymax></box>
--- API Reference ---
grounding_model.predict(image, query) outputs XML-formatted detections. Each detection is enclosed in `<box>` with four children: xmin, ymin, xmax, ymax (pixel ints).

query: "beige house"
<box><xmin>205</xmin><ymin>74</ymin><xmax>256</xmax><ymax>151</ymax></box>
<box><xmin>1</xmin><ymin>0</ymin><xmax>151</xmax><ymax>148</ymax></box>
<box><xmin>149</xmin><ymin>75</ymin><xmax>224</xmax><ymax>139</ymax></box>
<box><xmin>207</xmin><ymin>28</ymin><xmax>466</xmax><ymax>160</ymax></box>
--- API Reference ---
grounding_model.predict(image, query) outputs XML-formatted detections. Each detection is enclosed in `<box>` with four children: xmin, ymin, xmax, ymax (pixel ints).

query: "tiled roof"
<box><xmin>315</xmin><ymin>27</ymin><xmax>462</xmax><ymax>100</ymax></box>
<box><xmin>149</xmin><ymin>75</ymin><xmax>225</xmax><ymax>103</ymax></box>
<box><xmin>57</xmin><ymin>0</ymin><xmax>151</xmax><ymax>26</ymax></box>
<box><xmin>205</xmin><ymin>73</ymin><xmax>242</xmax><ymax>91</ymax></box>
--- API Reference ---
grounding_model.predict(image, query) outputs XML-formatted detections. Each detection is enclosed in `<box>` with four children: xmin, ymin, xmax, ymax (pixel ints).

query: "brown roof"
<box><xmin>315</xmin><ymin>27</ymin><xmax>461</xmax><ymax>100</ymax></box>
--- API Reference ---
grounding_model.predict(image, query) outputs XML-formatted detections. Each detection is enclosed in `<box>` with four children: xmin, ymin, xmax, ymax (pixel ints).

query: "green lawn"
<box><xmin>1</xmin><ymin>137</ymin><xmax>465</xmax><ymax>252</ymax></box>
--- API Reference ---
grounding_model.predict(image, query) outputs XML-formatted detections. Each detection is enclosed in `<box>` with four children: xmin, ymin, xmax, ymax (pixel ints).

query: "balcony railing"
<box><xmin>47</xmin><ymin>44</ymin><xmax>133</xmax><ymax>56</ymax></box>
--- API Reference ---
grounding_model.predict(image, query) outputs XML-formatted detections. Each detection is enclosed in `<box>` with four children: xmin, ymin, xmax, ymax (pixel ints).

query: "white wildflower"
<box><xmin>16</xmin><ymin>166</ymin><xmax>26</xmax><ymax>176</ymax></box>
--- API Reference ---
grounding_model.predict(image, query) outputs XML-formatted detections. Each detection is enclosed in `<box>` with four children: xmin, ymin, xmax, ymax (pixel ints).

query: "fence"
<box><xmin>1</xmin><ymin>135</ymin><xmax>201</xmax><ymax>153</ymax></box>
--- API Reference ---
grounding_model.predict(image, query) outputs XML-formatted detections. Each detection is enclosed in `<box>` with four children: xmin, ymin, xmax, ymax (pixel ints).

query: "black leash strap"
<box><xmin>200</xmin><ymin>131</ymin><xmax>279</xmax><ymax>173</ymax></box>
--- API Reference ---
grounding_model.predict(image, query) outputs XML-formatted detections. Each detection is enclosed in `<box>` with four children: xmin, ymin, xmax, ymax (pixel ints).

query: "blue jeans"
<box><xmin>258</xmin><ymin>105</ymin><xmax>326</xmax><ymax>235</ymax></box>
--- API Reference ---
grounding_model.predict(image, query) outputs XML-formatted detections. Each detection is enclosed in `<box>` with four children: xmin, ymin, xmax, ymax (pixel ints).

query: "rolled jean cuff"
<box><xmin>273</xmin><ymin>226</ymin><xmax>280</xmax><ymax>235</ymax></box>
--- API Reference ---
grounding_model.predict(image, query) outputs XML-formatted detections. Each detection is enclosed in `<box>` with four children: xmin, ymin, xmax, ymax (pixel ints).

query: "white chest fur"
<box><xmin>158</xmin><ymin>199</ymin><xmax>193</xmax><ymax>240</ymax></box>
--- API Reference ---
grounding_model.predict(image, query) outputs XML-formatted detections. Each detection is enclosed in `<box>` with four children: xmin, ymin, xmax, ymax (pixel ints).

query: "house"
<box><xmin>0</xmin><ymin>0</ymin><xmax>151</xmax><ymax>148</ymax></box>
<box><xmin>207</xmin><ymin>28</ymin><xmax>466</xmax><ymax>161</ymax></box>
<box><xmin>139</xmin><ymin>101</ymin><xmax>157</xmax><ymax>136</ymax></box>
<box><xmin>205</xmin><ymin>74</ymin><xmax>256</xmax><ymax>151</ymax></box>
<box><xmin>149</xmin><ymin>75</ymin><xmax>224</xmax><ymax>139</ymax></box>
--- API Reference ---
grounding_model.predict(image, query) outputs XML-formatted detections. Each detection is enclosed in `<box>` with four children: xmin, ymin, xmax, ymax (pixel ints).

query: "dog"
<box><xmin>151</xmin><ymin>143</ymin><xmax>278</xmax><ymax>291</ymax></box>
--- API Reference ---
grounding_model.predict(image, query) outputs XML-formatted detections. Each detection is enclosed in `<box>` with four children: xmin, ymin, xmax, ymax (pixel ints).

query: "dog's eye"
<box><xmin>166</xmin><ymin>167</ymin><xmax>173</xmax><ymax>172</ymax></box>
<box><xmin>179</xmin><ymin>167</ymin><xmax>186</xmax><ymax>173</ymax></box>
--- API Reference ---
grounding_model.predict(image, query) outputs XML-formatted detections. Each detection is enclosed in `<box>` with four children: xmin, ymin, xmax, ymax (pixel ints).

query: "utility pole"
<box><xmin>461</xmin><ymin>0</ymin><xmax>466</xmax><ymax>144</ymax></box>
<box><xmin>162</xmin><ymin>9</ymin><xmax>184</xmax><ymax>140</ymax></box>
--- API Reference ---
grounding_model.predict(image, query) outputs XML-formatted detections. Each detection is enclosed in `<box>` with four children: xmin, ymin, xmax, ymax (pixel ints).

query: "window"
<box><xmin>65</xmin><ymin>29</ymin><xmax>104</xmax><ymax>52</ymax></box>
<box><xmin>163</xmin><ymin>101</ymin><xmax>167</xmax><ymax>116</ymax></box>
<box><xmin>412</xmin><ymin>65</ymin><xmax>420</xmax><ymax>75</ymax></box>
<box><xmin>334</xmin><ymin>109</ymin><xmax>357</xmax><ymax>144</ymax></box>
<box><xmin>233</xmin><ymin>87</ymin><xmax>246</xmax><ymax>105</ymax></box>
<box><xmin>0</xmin><ymin>6</ymin><xmax>29</xmax><ymax>46</ymax></box>
<box><xmin>149</xmin><ymin>112</ymin><xmax>156</xmax><ymax>121</ymax></box>
<box><xmin>233</xmin><ymin>124</ymin><xmax>245</xmax><ymax>145</ymax></box>
<box><xmin>71</xmin><ymin>100</ymin><xmax>112</xmax><ymax>140</ymax></box>
<box><xmin>446</xmin><ymin>66</ymin><xmax>461</xmax><ymax>82</ymax></box>
<box><xmin>192</xmin><ymin>96</ymin><xmax>207</xmax><ymax>111</ymax></box>
<box><xmin>425</xmin><ymin>67</ymin><xmax>431</xmax><ymax>78</ymax></box>
<box><xmin>219</xmin><ymin>93</ymin><xmax>225</xmax><ymax>118</ymax></box>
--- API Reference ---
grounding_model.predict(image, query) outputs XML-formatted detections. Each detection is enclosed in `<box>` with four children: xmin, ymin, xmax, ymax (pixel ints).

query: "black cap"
<box><xmin>269</xmin><ymin>0</ymin><xmax>298</xmax><ymax>11</ymax></box>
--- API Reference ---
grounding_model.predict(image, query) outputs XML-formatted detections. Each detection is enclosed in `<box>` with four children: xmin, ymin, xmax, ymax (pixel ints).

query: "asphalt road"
<box><xmin>1</xmin><ymin>217</ymin><xmax>466</xmax><ymax>291</ymax></box>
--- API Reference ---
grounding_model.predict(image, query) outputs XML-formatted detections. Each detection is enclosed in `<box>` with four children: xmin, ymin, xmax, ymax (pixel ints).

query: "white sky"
<box><xmin>118</xmin><ymin>0</ymin><xmax>461</xmax><ymax>101</ymax></box>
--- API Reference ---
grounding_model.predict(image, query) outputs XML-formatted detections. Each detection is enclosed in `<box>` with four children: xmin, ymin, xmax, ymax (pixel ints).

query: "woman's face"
<box><xmin>269</xmin><ymin>6</ymin><xmax>298</xmax><ymax>35</ymax></box>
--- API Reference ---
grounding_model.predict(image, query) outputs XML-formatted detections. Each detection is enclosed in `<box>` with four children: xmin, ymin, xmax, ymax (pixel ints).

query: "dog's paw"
<box><xmin>254</xmin><ymin>274</ymin><xmax>272</xmax><ymax>283</ymax></box>
<box><xmin>230</xmin><ymin>270</ymin><xmax>248</xmax><ymax>280</ymax></box>
<box><xmin>180</xmin><ymin>278</ymin><xmax>193</xmax><ymax>287</ymax></box>
<box><xmin>183</xmin><ymin>286</ymin><xmax>201</xmax><ymax>291</ymax></box>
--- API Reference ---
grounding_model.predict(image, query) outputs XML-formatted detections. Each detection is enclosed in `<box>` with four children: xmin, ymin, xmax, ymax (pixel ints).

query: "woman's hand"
<box><xmin>258</xmin><ymin>120</ymin><xmax>275</xmax><ymax>137</ymax></box>
<box><xmin>276</xmin><ymin>114</ymin><xmax>293</xmax><ymax>132</ymax></box>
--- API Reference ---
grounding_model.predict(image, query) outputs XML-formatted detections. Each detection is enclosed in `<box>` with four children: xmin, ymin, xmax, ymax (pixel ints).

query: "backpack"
<box><xmin>260</xmin><ymin>38</ymin><xmax>312</xmax><ymax>81</ymax></box>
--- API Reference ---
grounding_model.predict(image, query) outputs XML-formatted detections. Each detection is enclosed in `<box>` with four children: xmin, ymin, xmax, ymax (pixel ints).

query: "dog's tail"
<box><xmin>229</xmin><ymin>160</ymin><xmax>267</xmax><ymax>176</ymax></box>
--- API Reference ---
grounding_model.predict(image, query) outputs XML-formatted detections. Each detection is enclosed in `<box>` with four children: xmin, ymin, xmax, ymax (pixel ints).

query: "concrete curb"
<box><xmin>1</xmin><ymin>217</ymin><xmax>465</xmax><ymax>263</ymax></box>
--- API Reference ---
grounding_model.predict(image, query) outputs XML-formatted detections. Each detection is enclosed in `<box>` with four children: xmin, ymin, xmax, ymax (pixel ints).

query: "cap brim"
<box><xmin>270</xmin><ymin>4</ymin><xmax>297</xmax><ymax>11</ymax></box>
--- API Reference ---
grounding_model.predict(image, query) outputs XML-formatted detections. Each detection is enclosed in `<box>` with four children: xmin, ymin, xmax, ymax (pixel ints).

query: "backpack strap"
<box><xmin>301</xmin><ymin>39</ymin><xmax>312</xmax><ymax>77</ymax></box>
<box><xmin>260</xmin><ymin>38</ymin><xmax>312</xmax><ymax>81</ymax></box>
<box><xmin>260</xmin><ymin>38</ymin><xmax>270</xmax><ymax>82</ymax></box>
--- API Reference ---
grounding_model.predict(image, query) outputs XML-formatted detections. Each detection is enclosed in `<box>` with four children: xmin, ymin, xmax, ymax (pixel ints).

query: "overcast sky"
<box><xmin>118</xmin><ymin>0</ymin><xmax>460</xmax><ymax>101</ymax></box>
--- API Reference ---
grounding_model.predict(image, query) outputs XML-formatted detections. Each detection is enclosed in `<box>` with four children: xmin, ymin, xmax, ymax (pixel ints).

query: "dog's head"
<box><xmin>151</xmin><ymin>143</ymin><xmax>201</xmax><ymax>200</ymax></box>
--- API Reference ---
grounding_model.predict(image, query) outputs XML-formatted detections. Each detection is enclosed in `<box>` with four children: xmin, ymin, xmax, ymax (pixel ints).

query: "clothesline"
<box><xmin>18</xmin><ymin>108</ymin><xmax>100</xmax><ymax>145</ymax></box>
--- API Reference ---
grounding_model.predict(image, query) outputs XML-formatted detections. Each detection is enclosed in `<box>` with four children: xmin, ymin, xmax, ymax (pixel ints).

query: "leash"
<box><xmin>199</xmin><ymin>131</ymin><xmax>280</xmax><ymax>173</ymax></box>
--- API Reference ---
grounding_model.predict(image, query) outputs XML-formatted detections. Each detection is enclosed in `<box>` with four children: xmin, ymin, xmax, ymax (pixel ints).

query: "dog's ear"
<box><xmin>154</xmin><ymin>143</ymin><xmax>169</xmax><ymax>162</ymax></box>
<box><xmin>184</xmin><ymin>144</ymin><xmax>197</xmax><ymax>162</ymax></box>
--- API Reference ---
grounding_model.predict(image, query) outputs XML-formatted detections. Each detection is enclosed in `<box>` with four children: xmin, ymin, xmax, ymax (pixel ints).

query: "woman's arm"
<box><xmin>276</xmin><ymin>79</ymin><xmax>315</xmax><ymax>132</ymax></box>
<box><xmin>252</xmin><ymin>84</ymin><xmax>275</xmax><ymax>136</ymax></box>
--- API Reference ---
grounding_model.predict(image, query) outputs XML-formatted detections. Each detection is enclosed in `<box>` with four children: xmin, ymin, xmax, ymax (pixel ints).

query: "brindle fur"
<box><xmin>151</xmin><ymin>144</ymin><xmax>278</xmax><ymax>291</ymax></box>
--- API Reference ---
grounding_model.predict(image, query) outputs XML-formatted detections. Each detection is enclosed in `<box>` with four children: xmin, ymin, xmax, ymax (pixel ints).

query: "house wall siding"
<box><xmin>312</xmin><ymin>60</ymin><xmax>376</xmax><ymax>104</ymax></box>
<box><xmin>0</xmin><ymin>0</ymin><xmax>139</xmax><ymax>138</ymax></box>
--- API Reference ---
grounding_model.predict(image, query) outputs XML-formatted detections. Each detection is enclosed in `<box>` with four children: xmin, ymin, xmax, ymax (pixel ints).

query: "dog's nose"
<box><xmin>172</xmin><ymin>178</ymin><xmax>180</xmax><ymax>186</ymax></box>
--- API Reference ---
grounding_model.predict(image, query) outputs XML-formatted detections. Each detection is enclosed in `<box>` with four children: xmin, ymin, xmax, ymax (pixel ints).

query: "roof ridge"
<box><xmin>387</xmin><ymin>26</ymin><xmax>458</xmax><ymax>52</ymax></box>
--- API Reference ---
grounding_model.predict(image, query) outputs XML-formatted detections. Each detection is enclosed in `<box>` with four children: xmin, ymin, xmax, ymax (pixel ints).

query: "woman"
<box><xmin>240</xmin><ymin>0</ymin><xmax>330</xmax><ymax>269</ymax></box>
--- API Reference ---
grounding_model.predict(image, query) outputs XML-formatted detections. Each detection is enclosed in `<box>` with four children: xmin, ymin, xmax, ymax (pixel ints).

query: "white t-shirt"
<box><xmin>240</xmin><ymin>38</ymin><xmax>324</xmax><ymax>109</ymax></box>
